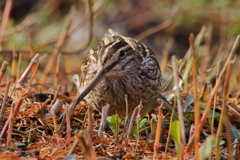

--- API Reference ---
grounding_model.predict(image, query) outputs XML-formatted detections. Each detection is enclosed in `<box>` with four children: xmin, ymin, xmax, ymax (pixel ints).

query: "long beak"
<box><xmin>75</xmin><ymin>67</ymin><xmax>107</xmax><ymax>105</ymax></box>
<box><xmin>60</xmin><ymin>67</ymin><xmax>108</xmax><ymax>118</ymax></box>
<box><xmin>59</xmin><ymin>66</ymin><xmax>108</xmax><ymax>130</ymax></box>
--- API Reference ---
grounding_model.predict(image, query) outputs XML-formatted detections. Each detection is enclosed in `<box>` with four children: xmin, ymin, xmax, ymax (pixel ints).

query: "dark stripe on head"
<box><xmin>102</xmin><ymin>40</ymin><xmax>129</xmax><ymax>64</ymax></box>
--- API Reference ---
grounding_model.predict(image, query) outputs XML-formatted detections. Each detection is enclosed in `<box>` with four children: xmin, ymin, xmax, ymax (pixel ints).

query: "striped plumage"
<box><xmin>80</xmin><ymin>29</ymin><xmax>162</xmax><ymax>117</ymax></box>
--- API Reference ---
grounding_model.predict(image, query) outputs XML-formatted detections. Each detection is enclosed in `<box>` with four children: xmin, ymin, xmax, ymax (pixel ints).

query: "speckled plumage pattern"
<box><xmin>80</xmin><ymin>29</ymin><xmax>162</xmax><ymax>117</ymax></box>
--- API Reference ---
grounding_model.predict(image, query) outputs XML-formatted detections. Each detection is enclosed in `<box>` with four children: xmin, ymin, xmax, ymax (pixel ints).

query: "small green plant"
<box><xmin>107</xmin><ymin>115</ymin><xmax>121</xmax><ymax>137</ymax></box>
<box><xmin>133</xmin><ymin>117</ymin><xmax>150</xmax><ymax>139</ymax></box>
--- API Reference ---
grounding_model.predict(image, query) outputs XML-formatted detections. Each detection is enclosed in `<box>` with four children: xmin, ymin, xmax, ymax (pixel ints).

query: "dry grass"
<box><xmin>0</xmin><ymin>0</ymin><xmax>240</xmax><ymax>159</ymax></box>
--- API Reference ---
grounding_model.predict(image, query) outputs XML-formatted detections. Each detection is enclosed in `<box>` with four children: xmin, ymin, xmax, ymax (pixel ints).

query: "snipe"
<box><xmin>72</xmin><ymin>29</ymin><xmax>162</xmax><ymax>117</ymax></box>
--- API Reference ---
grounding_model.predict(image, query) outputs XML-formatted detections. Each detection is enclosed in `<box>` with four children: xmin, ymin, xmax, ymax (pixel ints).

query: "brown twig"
<box><xmin>88</xmin><ymin>104</ymin><xmax>94</xmax><ymax>136</ymax></box>
<box><xmin>165</xmin><ymin>99</ymin><xmax>175</xmax><ymax>154</ymax></box>
<box><xmin>216</xmin><ymin>58</ymin><xmax>234</xmax><ymax>159</ymax></box>
<box><xmin>185</xmin><ymin>35</ymin><xmax>240</xmax><ymax>154</ymax></box>
<box><xmin>66</xmin><ymin>107</ymin><xmax>71</xmax><ymax>149</ymax></box>
<box><xmin>45</xmin><ymin>99</ymin><xmax>64</xmax><ymax>118</ymax></box>
<box><xmin>189</xmin><ymin>33</ymin><xmax>200</xmax><ymax>159</ymax></box>
<box><xmin>0</xmin><ymin>98</ymin><xmax>23</xmax><ymax>138</ymax></box>
<box><xmin>18</xmin><ymin>54</ymin><xmax>39</xmax><ymax>83</ymax></box>
<box><xmin>10</xmin><ymin>47</ymin><xmax>17</xmax><ymax>81</ymax></box>
<box><xmin>6</xmin><ymin>103</ymin><xmax>14</xmax><ymax>147</ymax></box>
<box><xmin>171</xmin><ymin>56</ymin><xmax>185</xmax><ymax>159</ymax></box>
<box><xmin>153</xmin><ymin>106</ymin><xmax>163</xmax><ymax>160</ymax></box>
<box><xmin>124</xmin><ymin>94</ymin><xmax>129</xmax><ymax>121</ymax></box>
<box><xmin>0</xmin><ymin>61</ymin><xmax>8</xmax><ymax>84</ymax></box>
<box><xmin>116</xmin><ymin>112</ymin><xmax>119</xmax><ymax>144</ymax></box>
<box><xmin>98</xmin><ymin>104</ymin><xmax>109</xmax><ymax>135</ymax></box>
<box><xmin>0</xmin><ymin>80</ymin><xmax>11</xmax><ymax>118</ymax></box>
<box><xmin>52</xmin><ymin>111</ymin><xmax>61</xmax><ymax>149</ymax></box>
<box><xmin>122</xmin><ymin>94</ymin><xmax>130</xmax><ymax>138</ymax></box>
<box><xmin>16</xmin><ymin>53</ymin><xmax>23</xmax><ymax>81</ymax></box>
<box><xmin>172</xmin><ymin>56</ymin><xmax>186</xmax><ymax>141</ymax></box>
<box><xmin>50</xmin><ymin>85</ymin><xmax>61</xmax><ymax>105</ymax></box>
<box><xmin>54</xmin><ymin>53</ymin><xmax>61</xmax><ymax>90</ymax></box>
<box><xmin>0</xmin><ymin>145</ymin><xmax>21</xmax><ymax>150</ymax></box>
<box><xmin>126</xmin><ymin>101</ymin><xmax>143</xmax><ymax>139</ymax></box>
<box><xmin>0</xmin><ymin>0</ymin><xmax>12</xmax><ymax>48</ymax></box>
<box><xmin>58</xmin><ymin>100</ymin><xmax>76</xmax><ymax>132</ymax></box>
<box><xmin>77</xmin><ymin>131</ymin><xmax>97</xmax><ymax>160</ymax></box>
<box><xmin>150</xmin><ymin>117</ymin><xmax>157</xmax><ymax>139</ymax></box>
<box><xmin>66</xmin><ymin>130</ymin><xmax>78</xmax><ymax>156</ymax></box>
<box><xmin>28</xmin><ymin>54</ymin><xmax>41</xmax><ymax>87</ymax></box>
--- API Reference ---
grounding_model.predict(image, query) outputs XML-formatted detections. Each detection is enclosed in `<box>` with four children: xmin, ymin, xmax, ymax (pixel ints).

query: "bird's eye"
<box><xmin>119</xmin><ymin>50</ymin><xmax>126</xmax><ymax>58</ymax></box>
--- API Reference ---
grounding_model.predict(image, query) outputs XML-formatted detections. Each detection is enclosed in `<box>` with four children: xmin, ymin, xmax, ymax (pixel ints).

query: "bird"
<box><xmin>71</xmin><ymin>29</ymin><xmax>162</xmax><ymax>117</ymax></box>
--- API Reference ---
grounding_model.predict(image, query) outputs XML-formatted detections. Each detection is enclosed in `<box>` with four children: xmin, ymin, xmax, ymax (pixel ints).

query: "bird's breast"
<box><xmin>84</xmin><ymin>73</ymin><xmax>161</xmax><ymax>116</ymax></box>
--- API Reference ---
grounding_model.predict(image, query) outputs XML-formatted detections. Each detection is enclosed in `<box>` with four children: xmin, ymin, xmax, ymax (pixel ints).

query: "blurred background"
<box><xmin>0</xmin><ymin>0</ymin><xmax>240</xmax><ymax>90</ymax></box>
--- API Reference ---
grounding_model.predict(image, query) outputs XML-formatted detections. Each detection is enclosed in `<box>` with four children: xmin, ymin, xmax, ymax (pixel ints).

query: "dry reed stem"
<box><xmin>46</xmin><ymin>99</ymin><xmax>64</xmax><ymax>118</ymax></box>
<box><xmin>165</xmin><ymin>95</ymin><xmax>176</xmax><ymax>154</ymax></box>
<box><xmin>224</xmin><ymin>63</ymin><xmax>234</xmax><ymax>159</ymax></box>
<box><xmin>153</xmin><ymin>106</ymin><xmax>163</xmax><ymax>160</ymax></box>
<box><xmin>189</xmin><ymin>33</ymin><xmax>200</xmax><ymax>159</ymax></box>
<box><xmin>66</xmin><ymin>107</ymin><xmax>71</xmax><ymax>149</ymax></box>
<box><xmin>124</xmin><ymin>94</ymin><xmax>129</xmax><ymax>121</ymax></box>
<box><xmin>172</xmin><ymin>56</ymin><xmax>185</xmax><ymax>159</ymax></box>
<box><xmin>216</xmin><ymin>60</ymin><xmax>234</xmax><ymax>159</ymax></box>
<box><xmin>0</xmin><ymin>80</ymin><xmax>11</xmax><ymax>118</ymax></box>
<box><xmin>52</xmin><ymin>111</ymin><xmax>61</xmax><ymax>149</ymax></box>
<box><xmin>58</xmin><ymin>100</ymin><xmax>76</xmax><ymax>132</ymax></box>
<box><xmin>51</xmin><ymin>86</ymin><xmax>61</xmax><ymax>105</ymax></box>
<box><xmin>0</xmin><ymin>98</ymin><xmax>23</xmax><ymax>138</ymax></box>
<box><xmin>122</xmin><ymin>94</ymin><xmax>130</xmax><ymax>138</ymax></box>
<box><xmin>150</xmin><ymin>117</ymin><xmax>157</xmax><ymax>139</ymax></box>
<box><xmin>11</xmin><ymin>47</ymin><xmax>17</xmax><ymax>81</ymax></box>
<box><xmin>88</xmin><ymin>104</ymin><xmax>94</xmax><ymax>136</ymax></box>
<box><xmin>0</xmin><ymin>61</ymin><xmax>8</xmax><ymax>84</ymax></box>
<box><xmin>28</xmin><ymin>55</ymin><xmax>41</xmax><ymax>87</ymax></box>
<box><xmin>16</xmin><ymin>53</ymin><xmax>22</xmax><ymax>81</ymax></box>
<box><xmin>6</xmin><ymin>103</ymin><xmax>14</xmax><ymax>147</ymax></box>
<box><xmin>126</xmin><ymin>102</ymin><xmax>142</xmax><ymax>138</ymax></box>
<box><xmin>116</xmin><ymin>113</ymin><xmax>119</xmax><ymax>144</ymax></box>
<box><xmin>67</xmin><ymin>130</ymin><xmax>78</xmax><ymax>156</ymax></box>
<box><xmin>185</xmin><ymin>35</ymin><xmax>240</xmax><ymax>153</ymax></box>
<box><xmin>40</xmin><ymin>6</ymin><xmax>75</xmax><ymax>84</ymax></box>
<box><xmin>172</xmin><ymin>57</ymin><xmax>185</xmax><ymax>136</ymax></box>
<box><xmin>0</xmin><ymin>0</ymin><xmax>12</xmax><ymax>48</ymax></box>
<box><xmin>54</xmin><ymin>54</ymin><xmax>61</xmax><ymax>90</ymax></box>
<box><xmin>209</xmin><ymin>64</ymin><xmax>219</xmax><ymax>137</ymax></box>
<box><xmin>98</xmin><ymin>105</ymin><xmax>109</xmax><ymax>135</ymax></box>
<box><xmin>211</xmin><ymin>89</ymin><xmax>218</xmax><ymax>135</ymax></box>
<box><xmin>77</xmin><ymin>131</ymin><xmax>97</xmax><ymax>160</ymax></box>
<box><xmin>18</xmin><ymin>54</ymin><xmax>39</xmax><ymax>83</ymax></box>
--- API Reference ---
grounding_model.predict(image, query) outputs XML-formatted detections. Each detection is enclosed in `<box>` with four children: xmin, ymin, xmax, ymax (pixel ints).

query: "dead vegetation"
<box><xmin>0</xmin><ymin>0</ymin><xmax>240</xmax><ymax>159</ymax></box>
